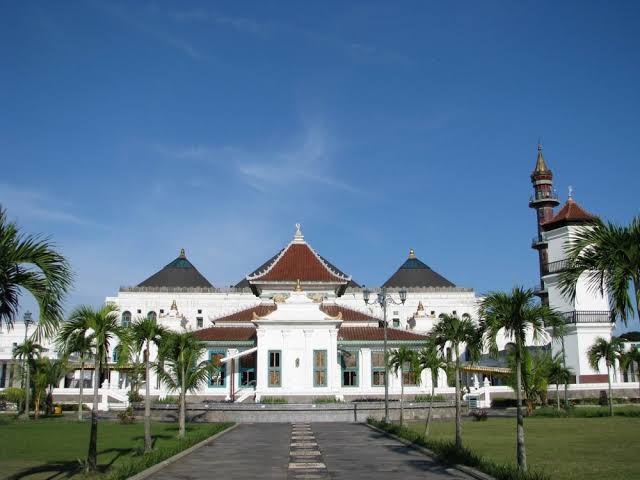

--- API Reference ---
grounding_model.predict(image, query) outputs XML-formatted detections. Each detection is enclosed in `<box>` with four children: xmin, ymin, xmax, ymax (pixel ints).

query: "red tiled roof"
<box><xmin>214</xmin><ymin>304</ymin><xmax>277</xmax><ymax>323</ymax></box>
<box><xmin>542</xmin><ymin>198</ymin><xmax>597</xmax><ymax>230</ymax></box>
<box><xmin>338</xmin><ymin>327</ymin><xmax>428</xmax><ymax>342</ymax></box>
<box><xmin>248</xmin><ymin>243</ymin><xmax>349</xmax><ymax>283</ymax></box>
<box><xmin>320</xmin><ymin>304</ymin><xmax>380</xmax><ymax>322</ymax></box>
<box><xmin>193</xmin><ymin>327</ymin><xmax>256</xmax><ymax>342</ymax></box>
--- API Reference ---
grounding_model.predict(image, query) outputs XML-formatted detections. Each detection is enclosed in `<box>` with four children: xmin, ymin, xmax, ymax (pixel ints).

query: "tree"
<box><xmin>506</xmin><ymin>350</ymin><xmax>552</xmax><ymax>414</ymax></box>
<box><xmin>548</xmin><ymin>354</ymin><xmax>574</xmax><ymax>411</ymax></box>
<box><xmin>619</xmin><ymin>346</ymin><xmax>640</xmax><ymax>398</ymax></box>
<box><xmin>587</xmin><ymin>336</ymin><xmax>624</xmax><ymax>416</ymax></box>
<box><xmin>57</xmin><ymin>327</ymin><xmax>94</xmax><ymax>421</ymax></box>
<box><xmin>31</xmin><ymin>359</ymin><xmax>49</xmax><ymax>419</ymax></box>
<box><xmin>61</xmin><ymin>303</ymin><xmax>124</xmax><ymax>472</ymax></box>
<box><xmin>155</xmin><ymin>332</ymin><xmax>214</xmax><ymax>438</ymax></box>
<box><xmin>13</xmin><ymin>340</ymin><xmax>44</xmax><ymax>420</ymax></box>
<box><xmin>544</xmin><ymin>314</ymin><xmax>570</xmax><ymax>408</ymax></box>
<box><xmin>0</xmin><ymin>205</ymin><xmax>72</xmax><ymax>338</ymax></box>
<box><xmin>387</xmin><ymin>346</ymin><xmax>416</xmax><ymax>427</ymax></box>
<box><xmin>479</xmin><ymin>287</ymin><xmax>551</xmax><ymax>472</ymax></box>
<box><xmin>560</xmin><ymin>217</ymin><xmax>640</xmax><ymax>326</ymax></box>
<box><xmin>128</xmin><ymin>315</ymin><xmax>168</xmax><ymax>451</ymax></box>
<box><xmin>417</xmin><ymin>341</ymin><xmax>448</xmax><ymax>436</ymax></box>
<box><xmin>43</xmin><ymin>357</ymin><xmax>68</xmax><ymax>415</ymax></box>
<box><xmin>431</xmin><ymin>314</ymin><xmax>482</xmax><ymax>449</ymax></box>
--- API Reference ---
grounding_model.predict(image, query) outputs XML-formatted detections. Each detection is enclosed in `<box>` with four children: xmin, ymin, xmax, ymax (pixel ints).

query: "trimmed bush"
<box><xmin>491</xmin><ymin>398</ymin><xmax>519</xmax><ymax>408</ymax></box>
<box><xmin>531</xmin><ymin>406</ymin><xmax>640</xmax><ymax>418</ymax></box>
<box><xmin>259</xmin><ymin>397</ymin><xmax>287</xmax><ymax>404</ymax></box>
<box><xmin>413</xmin><ymin>394</ymin><xmax>446</xmax><ymax>402</ymax></box>
<box><xmin>469</xmin><ymin>410</ymin><xmax>489</xmax><ymax>421</ymax></box>
<box><xmin>313</xmin><ymin>397</ymin><xmax>343</xmax><ymax>404</ymax></box>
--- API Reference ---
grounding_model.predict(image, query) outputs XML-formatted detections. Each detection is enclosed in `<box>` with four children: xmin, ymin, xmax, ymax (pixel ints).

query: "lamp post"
<box><xmin>362</xmin><ymin>287</ymin><xmax>407</xmax><ymax>423</ymax></box>
<box><xmin>20</xmin><ymin>311</ymin><xmax>33</xmax><ymax>417</ymax></box>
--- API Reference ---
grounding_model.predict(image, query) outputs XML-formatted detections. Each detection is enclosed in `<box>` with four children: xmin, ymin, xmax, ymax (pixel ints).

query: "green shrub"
<box><xmin>154</xmin><ymin>396</ymin><xmax>179</xmax><ymax>405</ymax></box>
<box><xmin>105</xmin><ymin>423</ymin><xmax>233</xmax><ymax>480</ymax></box>
<box><xmin>259</xmin><ymin>397</ymin><xmax>287</xmax><ymax>404</ymax></box>
<box><xmin>367</xmin><ymin>418</ymin><xmax>549</xmax><ymax>480</ymax></box>
<box><xmin>413</xmin><ymin>394</ymin><xmax>446</xmax><ymax>402</ymax></box>
<box><xmin>127</xmin><ymin>391</ymin><xmax>143</xmax><ymax>403</ymax></box>
<box><xmin>117</xmin><ymin>407</ymin><xmax>136</xmax><ymax>424</ymax></box>
<box><xmin>313</xmin><ymin>397</ymin><xmax>343</xmax><ymax>404</ymax></box>
<box><xmin>491</xmin><ymin>398</ymin><xmax>518</xmax><ymax>408</ymax></box>
<box><xmin>2</xmin><ymin>387</ymin><xmax>25</xmax><ymax>404</ymax></box>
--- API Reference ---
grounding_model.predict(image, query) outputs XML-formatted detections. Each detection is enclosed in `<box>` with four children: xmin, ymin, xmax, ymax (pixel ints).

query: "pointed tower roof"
<box><xmin>382</xmin><ymin>249</ymin><xmax>455</xmax><ymax>288</ymax></box>
<box><xmin>533</xmin><ymin>143</ymin><xmax>549</xmax><ymax>174</ymax></box>
<box><xmin>541</xmin><ymin>195</ymin><xmax>597</xmax><ymax>231</ymax></box>
<box><xmin>138</xmin><ymin>249</ymin><xmax>213</xmax><ymax>288</ymax></box>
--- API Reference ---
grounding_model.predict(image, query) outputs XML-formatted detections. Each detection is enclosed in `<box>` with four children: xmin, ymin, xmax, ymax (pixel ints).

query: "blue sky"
<box><xmin>1</xmin><ymin>1</ymin><xmax>639</xmax><ymax>331</ymax></box>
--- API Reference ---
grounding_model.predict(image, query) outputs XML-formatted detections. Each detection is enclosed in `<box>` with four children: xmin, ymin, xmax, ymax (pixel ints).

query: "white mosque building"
<box><xmin>0</xmin><ymin>146</ymin><xmax>636</xmax><ymax>405</ymax></box>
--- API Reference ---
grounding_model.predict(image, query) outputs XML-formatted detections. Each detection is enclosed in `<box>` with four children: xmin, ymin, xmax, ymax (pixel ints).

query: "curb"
<box><xmin>127</xmin><ymin>423</ymin><xmax>239</xmax><ymax>480</ymax></box>
<box><xmin>364</xmin><ymin>423</ymin><xmax>495</xmax><ymax>480</ymax></box>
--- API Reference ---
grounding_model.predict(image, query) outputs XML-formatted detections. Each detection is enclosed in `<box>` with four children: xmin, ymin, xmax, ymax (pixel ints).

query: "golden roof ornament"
<box><xmin>534</xmin><ymin>142</ymin><xmax>549</xmax><ymax>174</ymax></box>
<box><xmin>170</xmin><ymin>299</ymin><xmax>178</xmax><ymax>311</ymax></box>
<box><xmin>179</xmin><ymin>248</ymin><xmax>186</xmax><ymax>258</ymax></box>
<box><xmin>417</xmin><ymin>301</ymin><xmax>424</xmax><ymax>311</ymax></box>
<box><xmin>408</xmin><ymin>248</ymin><xmax>416</xmax><ymax>259</ymax></box>
<box><xmin>294</xmin><ymin>279</ymin><xmax>303</xmax><ymax>292</ymax></box>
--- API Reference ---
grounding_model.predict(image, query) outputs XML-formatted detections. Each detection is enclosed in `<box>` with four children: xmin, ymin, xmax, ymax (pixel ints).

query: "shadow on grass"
<box><xmin>6</xmin><ymin>447</ymin><xmax>135</xmax><ymax>480</ymax></box>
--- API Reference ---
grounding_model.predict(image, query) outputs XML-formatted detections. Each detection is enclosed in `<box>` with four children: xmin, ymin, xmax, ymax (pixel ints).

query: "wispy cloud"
<box><xmin>0</xmin><ymin>184</ymin><xmax>106</xmax><ymax>229</ymax></box>
<box><xmin>93</xmin><ymin>2</ymin><xmax>203</xmax><ymax>60</ymax></box>
<box><xmin>154</xmin><ymin>125</ymin><xmax>364</xmax><ymax>195</ymax></box>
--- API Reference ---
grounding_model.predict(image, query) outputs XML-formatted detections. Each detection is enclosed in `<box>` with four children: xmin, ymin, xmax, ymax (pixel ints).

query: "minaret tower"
<box><xmin>529</xmin><ymin>144</ymin><xmax>559</xmax><ymax>304</ymax></box>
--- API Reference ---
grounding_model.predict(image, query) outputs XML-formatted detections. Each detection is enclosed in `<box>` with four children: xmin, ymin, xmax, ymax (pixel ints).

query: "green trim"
<box><xmin>370</xmin><ymin>350</ymin><xmax>385</xmax><ymax>387</ymax></box>
<box><xmin>268</xmin><ymin>350</ymin><xmax>281</xmax><ymax>387</ymax></box>
<box><xmin>313</xmin><ymin>350</ymin><xmax>328</xmax><ymax>387</ymax></box>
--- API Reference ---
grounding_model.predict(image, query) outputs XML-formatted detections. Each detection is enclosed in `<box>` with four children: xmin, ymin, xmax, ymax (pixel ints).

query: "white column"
<box><xmin>255</xmin><ymin>329</ymin><xmax>267</xmax><ymax>399</ymax></box>
<box><xmin>329</xmin><ymin>329</ymin><xmax>341</xmax><ymax>398</ymax></box>
<box><xmin>303</xmin><ymin>330</ymin><xmax>313</xmax><ymax>390</ymax></box>
<box><xmin>361</xmin><ymin>348</ymin><xmax>371</xmax><ymax>390</ymax></box>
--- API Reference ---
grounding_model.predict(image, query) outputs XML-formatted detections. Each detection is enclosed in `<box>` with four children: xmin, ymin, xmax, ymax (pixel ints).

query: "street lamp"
<box><xmin>362</xmin><ymin>286</ymin><xmax>407</xmax><ymax>423</ymax></box>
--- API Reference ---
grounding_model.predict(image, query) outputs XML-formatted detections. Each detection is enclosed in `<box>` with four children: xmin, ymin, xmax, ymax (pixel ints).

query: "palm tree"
<box><xmin>560</xmin><ymin>217</ymin><xmax>640</xmax><ymax>326</ymax></box>
<box><xmin>544</xmin><ymin>314</ymin><xmax>570</xmax><ymax>408</ymax></box>
<box><xmin>548</xmin><ymin>354</ymin><xmax>573</xmax><ymax>411</ymax></box>
<box><xmin>128</xmin><ymin>315</ymin><xmax>168</xmax><ymax>451</ymax></box>
<box><xmin>0</xmin><ymin>205</ymin><xmax>73</xmax><ymax>338</ymax></box>
<box><xmin>479</xmin><ymin>287</ymin><xmax>551</xmax><ymax>472</ymax></box>
<box><xmin>587</xmin><ymin>336</ymin><xmax>624</xmax><ymax>416</ymax></box>
<box><xmin>387</xmin><ymin>346</ymin><xmax>416</xmax><ymax>427</ymax></box>
<box><xmin>431</xmin><ymin>314</ymin><xmax>482</xmax><ymax>449</ymax></box>
<box><xmin>417</xmin><ymin>341</ymin><xmax>448</xmax><ymax>436</ymax></box>
<box><xmin>32</xmin><ymin>359</ymin><xmax>49</xmax><ymax>419</ymax></box>
<box><xmin>155</xmin><ymin>332</ymin><xmax>214</xmax><ymax>438</ymax></box>
<box><xmin>619</xmin><ymin>346</ymin><xmax>640</xmax><ymax>398</ymax></box>
<box><xmin>506</xmin><ymin>350</ymin><xmax>552</xmax><ymax>414</ymax></box>
<box><xmin>57</xmin><ymin>328</ymin><xmax>94</xmax><ymax>421</ymax></box>
<box><xmin>43</xmin><ymin>357</ymin><xmax>68</xmax><ymax>415</ymax></box>
<box><xmin>61</xmin><ymin>303</ymin><xmax>123</xmax><ymax>472</ymax></box>
<box><xmin>13</xmin><ymin>340</ymin><xmax>44</xmax><ymax>420</ymax></box>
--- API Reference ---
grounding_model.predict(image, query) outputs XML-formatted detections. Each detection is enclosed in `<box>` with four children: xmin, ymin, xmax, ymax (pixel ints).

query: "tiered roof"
<box><xmin>138</xmin><ymin>249</ymin><xmax>213</xmax><ymax>288</ymax></box>
<box><xmin>338</xmin><ymin>327</ymin><xmax>428</xmax><ymax>342</ymax></box>
<box><xmin>382</xmin><ymin>249</ymin><xmax>454</xmax><ymax>288</ymax></box>
<box><xmin>542</xmin><ymin>197</ymin><xmax>597</xmax><ymax>230</ymax></box>
<box><xmin>193</xmin><ymin>327</ymin><xmax>256</xmax><ymax>342</ymax></box>
<box><xmin>319</xmin><ymin>304</ymin><xmax>380</xmax><ymax>322</ymax></box>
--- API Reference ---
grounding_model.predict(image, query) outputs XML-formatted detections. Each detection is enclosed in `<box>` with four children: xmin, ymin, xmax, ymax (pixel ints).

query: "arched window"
<box><xmin>121</xmin><ymin>311</ymin><xmax>131</xmax><ymax>327</ymax></box>
<box><xmin>147</xmin><ymin>311</ymin><xmax>157</xmax><ymax>321</ymax></box>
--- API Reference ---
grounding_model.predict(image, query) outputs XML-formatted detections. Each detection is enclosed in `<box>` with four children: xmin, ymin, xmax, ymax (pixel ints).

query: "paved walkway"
<box><xmin>152</xmin><ymin>423</ymin><xmax>472</xmax><ymax>479</ymax></box>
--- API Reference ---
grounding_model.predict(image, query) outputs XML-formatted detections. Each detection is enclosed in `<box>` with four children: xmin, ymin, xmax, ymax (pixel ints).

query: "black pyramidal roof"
<box><xmin>383</xmin><ymin>250</ymin><xmax>455</xmax><ymax>288</ymax></box>
<box><xmin>138</xmin><ymin>249</ymin><xmax>213</xmax><ymax>288</ymax></box>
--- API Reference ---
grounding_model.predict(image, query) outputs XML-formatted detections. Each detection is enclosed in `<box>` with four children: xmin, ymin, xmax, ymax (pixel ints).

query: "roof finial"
<box><xmin>534</xmin><ymin>141</ymin><xmax>549</xmax><ymax>174</ymax></box>
<box><xmin>179</xmin><ymin>248</ymin><xmax>186</xmax><ymax>258</ymax></box>
<box><xmin>408</xmin><ymin>248</ymin><xmax>416</xmax><ymax>259</ymax></box>
<box><xmin>568</xmin><ymin>185</ymin><xmax>573</xmax><ymax>200</ymax></box>
<box><xmin>293</xmin><ymin>223</ymin><xmax>305</xmax><ymax>243</ymax></box>
<box><xmin>294</xmin><ymin>278</ymin><xmax>302</xmax><ymax>291</ymax></box>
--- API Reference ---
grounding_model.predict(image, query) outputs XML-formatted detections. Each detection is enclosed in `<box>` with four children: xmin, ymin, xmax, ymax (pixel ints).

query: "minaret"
<box><xmin>529</xmin><ymin>144</ymin><xmax>559</xmax><ymax>304</ymax></box>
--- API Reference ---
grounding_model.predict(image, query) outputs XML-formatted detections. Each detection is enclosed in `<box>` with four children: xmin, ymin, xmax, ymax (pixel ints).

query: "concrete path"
<box><xmin>152</xmin><ymin>422</ymin><xmax>472</xmax><ymax>479</ymax></box>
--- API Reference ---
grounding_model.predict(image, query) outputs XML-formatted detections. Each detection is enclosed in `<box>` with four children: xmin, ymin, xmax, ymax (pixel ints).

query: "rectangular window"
<box><xmin>392</xmin><ymin>318</ymin><xmax>400</xmax><ymax>328</ymax></box>
<box><xmin>371</xmin><ymin>351</ymin><xmax>386</xmax><ymax>387</ymax></box>
<box><xmin>313</xmin><ymin>350</ymin><xmax>327</xmax><ymax>387</ymax></box>
<box><xmin>341</xmin><ymin>350</ymin><xmax>359</xmax><ymax>387</ymax></box>
<box><xmin>209</xmin><ymin>351</ymin><xmax>226</xmax><ymax>387</ymax></box>
<box><xmin>196</xmin><ymin>317</ymin><xmax>203</xmax><ymax>328</ymax></box>
<box><xmin>268</xmin><ymin>350</ymin><xmax>281</xmax><ymax>387</ymax></box>
<box><xmin>198</xmin><ymin>309</ymin><xmax>202</xmax><ymax>314</ymax></box>
<box><xmin>240</xmin><ymin>353</ymin><xmax>256</xmax><ymax>387</ymax></box>
<box><xmin>402</xmin><ymin>361</ymin><xmax>418</xmax><ymax>386</ymax></box>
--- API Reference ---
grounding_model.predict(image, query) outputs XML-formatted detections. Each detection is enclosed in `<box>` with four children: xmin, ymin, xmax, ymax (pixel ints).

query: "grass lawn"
<box><xmin>406</xmin><ymin>415</ymin><xmax>639</xmax><ymax>480</ymax></box>
<box><xmin>0</xmin><ymin>416</ymin><xmax>229</xmax><ymax>480</ymax></box>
